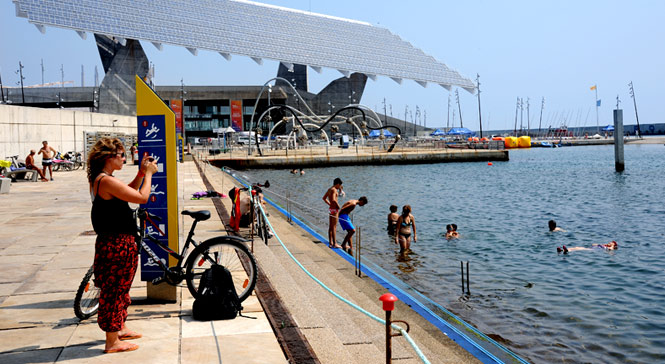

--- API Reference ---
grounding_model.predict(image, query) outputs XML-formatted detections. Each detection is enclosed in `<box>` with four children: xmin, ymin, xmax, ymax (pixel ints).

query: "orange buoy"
<box><xmin>488</xmin><ymin>162</ymin><xmax>493</xmax><ymax>166</ymax></box>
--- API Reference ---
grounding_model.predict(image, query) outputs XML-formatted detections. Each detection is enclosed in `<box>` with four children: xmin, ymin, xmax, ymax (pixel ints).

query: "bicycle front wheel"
<box><xmin>184</xmin><ymin>237</ymin><xmax>257</xmax><ymax>301</ymax></box>
<box><xmin>74</xmin><ymin>265</ymin><xmax>100</xmax><ymax>320</ymax></box>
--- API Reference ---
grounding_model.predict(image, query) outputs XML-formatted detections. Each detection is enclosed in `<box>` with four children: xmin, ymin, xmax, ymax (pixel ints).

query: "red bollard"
<box><xmin>380</xmin><ymin>293</ymin><xmax>398</xmax><ymax>364</ymax></box>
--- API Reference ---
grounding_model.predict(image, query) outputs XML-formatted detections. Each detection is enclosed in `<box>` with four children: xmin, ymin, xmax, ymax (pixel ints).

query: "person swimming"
<box><xmin>445</xmin><ymin>224</ymin><xmax>459</xmax><ymax>239</ymax></box>
<box><xmin>548</xmin><ymin>220</ymin><xmax>566</xmax><ymax>232</ymax></box>
<box><xmin>557</xmin><ymin>241</ymin><xmax>618</xmax><ymax>254</ymax></box>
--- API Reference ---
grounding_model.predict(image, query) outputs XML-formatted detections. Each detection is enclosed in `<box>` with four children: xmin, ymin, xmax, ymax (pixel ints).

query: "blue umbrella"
<box><xmin>430</xmin><ymin>129</ymin><xmax>446</xmax><ymax>136</ymax></box>
<box><xmin>602</xmin><ymin>125</ymin><xmax>614</xmax><ymax>131</ymax></box>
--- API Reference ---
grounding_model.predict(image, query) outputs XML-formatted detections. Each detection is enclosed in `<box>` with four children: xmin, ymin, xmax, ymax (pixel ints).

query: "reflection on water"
<box><xmin>395</xmin><ymin>249</ymin><xmax>422</xmax><ymax>274</ymax></box>
<box><xmin>241</xmin><ymin>144</ymin><xmax>665</xmax><ymax>364</ymax></box>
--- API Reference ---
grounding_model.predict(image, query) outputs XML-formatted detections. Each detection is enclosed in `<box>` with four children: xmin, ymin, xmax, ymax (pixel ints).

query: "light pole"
<box><xmin>16</xmin><ymin>62</ymin><xmax>25</xmax><ymax>104</ymax></box>
<box><xmin>404</xmin><ymin>105</ymin><xmax>408</xmax><ymax>138</ymax></box>
<box><xmin>180</xmin><ymin>78</ymin><xmax>187</xmax><ymax>143</ymax></box>
<box><xmin>0</xmin><ymin>68</ymin><xmax>5</xmax><ymax>103</ymax></box>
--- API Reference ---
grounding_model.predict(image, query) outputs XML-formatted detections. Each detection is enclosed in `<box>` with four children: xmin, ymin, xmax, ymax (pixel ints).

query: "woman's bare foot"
<box><xmin>104</xmin><ymin>342</ymin><xmax>139</xmax><ymax>353</ymax></box>
<box><xmin>105</xmin><ymin>332</ymin><xmax>139</xmax><ymax>353</ymax></box>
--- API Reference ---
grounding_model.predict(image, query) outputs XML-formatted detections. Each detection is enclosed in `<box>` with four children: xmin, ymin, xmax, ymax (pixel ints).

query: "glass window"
<box><xmin>243</xmin><ymin>106</ymin><xmax>254</xmax><ymax>115</ymax></box>
<box><xmin>198</xmin><ymin>121</ymin><xmax>212</xmax><ymax>130</ymax></box>
<box><xmin>219</xmin><ymin>106</ymin><xmax>230</xmax><ymax>115</ymax></box>
<box><xmin>185</xmin><ymin>121</ymin><xmax>197</xmax><ymax>130</ymax></box>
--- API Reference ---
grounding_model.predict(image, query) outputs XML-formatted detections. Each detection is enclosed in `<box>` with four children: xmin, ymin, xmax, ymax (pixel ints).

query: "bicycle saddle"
<box><xmin>181</xmin><ymin>210</ymin><xmax>211</xmax><ymax>221</ymax></box>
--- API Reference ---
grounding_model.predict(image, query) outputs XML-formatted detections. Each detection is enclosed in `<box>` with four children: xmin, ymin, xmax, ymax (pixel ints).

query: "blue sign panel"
<box><xmin>177</xmin><ymin>136</ymin><xmax>183</xmax><ymax>162</ymax></box>
<box><xmin>138</xmin><ymin>114</ymin><xmax>171</xmax><ymax>281</ymax></box>
<box><xmin>138</xmin><ymin>115</ymin><xmax>167</xmax><ymax>144</ymax></box>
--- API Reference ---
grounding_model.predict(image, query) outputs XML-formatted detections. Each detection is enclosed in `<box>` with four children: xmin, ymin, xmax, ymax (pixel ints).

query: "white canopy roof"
<box><xmin>13</xmin><ymin>0</ymin><xmax>476</xmax><ymax>92</ymax></box>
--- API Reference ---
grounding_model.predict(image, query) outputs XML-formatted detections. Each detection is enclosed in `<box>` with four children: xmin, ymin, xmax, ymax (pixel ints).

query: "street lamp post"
<box><xmin>180</xmin><ymin>78</ymin><xmax>187</xmax><ymax>143</ymax></box>
<box><xmin>17</xmin><ymin>62</ymin><xmax>25</xmax><ymax>104</ymax></box>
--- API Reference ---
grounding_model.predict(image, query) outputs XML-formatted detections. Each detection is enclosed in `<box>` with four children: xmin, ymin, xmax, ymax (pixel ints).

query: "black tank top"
<box><xmin>91</xmin><ymin>175</ymin><xmax>136</xmax><ymax>235</ymax></box>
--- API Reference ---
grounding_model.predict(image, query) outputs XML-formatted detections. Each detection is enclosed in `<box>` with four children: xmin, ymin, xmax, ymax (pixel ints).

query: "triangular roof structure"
<box><xmin>368</xmin><ymin>129</ymin><xmax>395</xmax><ymax>138</ymax></box>
<box><xmin>12</xmin><ymin>0</ymin><xmax>476</xmax><ymax>92</ymax></box>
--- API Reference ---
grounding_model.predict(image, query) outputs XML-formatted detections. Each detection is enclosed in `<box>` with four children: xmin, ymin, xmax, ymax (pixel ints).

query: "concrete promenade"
<box><xmin>0</xmin><ymin>159</ymin><xmax>480</xmax><ymax>363</ymax></box>
<box><xmin>0</xmin><ymin>162</ymin><xmax>285</xmax><ymax>364</ymax></box>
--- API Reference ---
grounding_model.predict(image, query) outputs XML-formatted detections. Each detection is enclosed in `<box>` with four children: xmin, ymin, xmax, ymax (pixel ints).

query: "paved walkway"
<box><xmin>0</xmin><ymin>162</ymin><xmax>285</xmax><ymax>364</ymax></box>
<box><xmin>0</xmin><ymin>159</ymin><xmax>479</xmax><ymax>364</ymax></box>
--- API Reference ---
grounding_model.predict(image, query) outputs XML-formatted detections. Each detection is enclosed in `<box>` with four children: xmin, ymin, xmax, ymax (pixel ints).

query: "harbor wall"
<box><xmin>208</xmin><ymin>149</ymin><xmax>509</xmax><ymax>169</ymax></box>
<box><xmin>0</xmin><ymin>104</ymin><xmax>135</xmax><ymax>160</ymax></box>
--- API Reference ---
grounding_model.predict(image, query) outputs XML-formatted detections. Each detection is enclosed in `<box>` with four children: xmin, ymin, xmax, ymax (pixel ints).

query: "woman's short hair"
<box><xmin>87</xmin><ymin>137</ymin><xmax>124</xmax><ymax>183</ymax></box>
<box><xmin>390</xmin><ymin>205</ymin><xmax>398</xmax><ymax>212</ymax></box>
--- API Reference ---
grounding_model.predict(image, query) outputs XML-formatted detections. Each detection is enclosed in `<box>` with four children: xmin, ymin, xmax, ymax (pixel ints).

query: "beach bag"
<box><xmin>192</xmin><ymin>265</ymin><xmax>242</xmax><ymax>320</ymax></box>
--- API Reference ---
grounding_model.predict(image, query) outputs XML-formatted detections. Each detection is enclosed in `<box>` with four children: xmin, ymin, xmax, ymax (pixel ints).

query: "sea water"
<box><xmin>238</xmin><ymin>144</ymin><xmax>665</xmax><ymax>363</ymax></box>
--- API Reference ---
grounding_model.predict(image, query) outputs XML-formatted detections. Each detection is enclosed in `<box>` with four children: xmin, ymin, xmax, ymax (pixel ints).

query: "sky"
<box><xmin>1</xmin><ymin>0</ymin><xmax>663</xmax><ymax>131</ymax></box>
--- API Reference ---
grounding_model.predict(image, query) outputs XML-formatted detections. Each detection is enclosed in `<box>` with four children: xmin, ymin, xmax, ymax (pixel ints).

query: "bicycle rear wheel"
<box><xmin>257</xmin><ymin>210</ymin><xmax>270</xmax><ymax>245</ymax></box>
<box><xmin>74</xmin><ymin>265</ymin><xmax>100</xmax><ymax>320</ymax></box>
<box><xmin>184</xmin><ymin>237</ymin><xmax>257</xmax><ymax>301</ymax></box>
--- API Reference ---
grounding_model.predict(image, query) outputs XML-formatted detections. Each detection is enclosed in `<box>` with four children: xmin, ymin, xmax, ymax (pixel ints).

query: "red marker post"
<box><xmin>380</xmin><ymin>293</ymin><xmax>405</xmax><ymax>364</ymax></box>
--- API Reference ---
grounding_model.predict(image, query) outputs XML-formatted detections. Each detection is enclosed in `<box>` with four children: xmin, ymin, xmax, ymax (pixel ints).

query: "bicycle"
<box><xmin>73</xmin><ymin>208</ymin><xmax>258</xmax><ymax>320</ymax></box>
<box><xmin>245</xmin><ymin>181</ymin><xmax>272</xmax><ymax>246</ymax></box>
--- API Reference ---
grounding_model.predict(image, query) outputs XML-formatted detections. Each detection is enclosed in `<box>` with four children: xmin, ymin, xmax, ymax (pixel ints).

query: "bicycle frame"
<box><xmin>139</xmin><ymin>210</ymin><xmax>201</xmax><ymax>276</ymax></box>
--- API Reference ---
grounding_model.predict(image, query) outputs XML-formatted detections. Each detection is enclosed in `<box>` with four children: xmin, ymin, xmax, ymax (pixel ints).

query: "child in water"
<box><xmin>557</xmin><ymin>241</ymin><xmax>618</xmax><ymax>254</ymax></box>
<box><xmin>445</xmin><ymin>224</ymin><xmax>459</xmax><ymax>239</ymax></box>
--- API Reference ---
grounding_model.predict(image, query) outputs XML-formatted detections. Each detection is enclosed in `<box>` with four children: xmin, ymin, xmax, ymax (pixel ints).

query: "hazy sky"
<box><xmin>1</xmin><ymin>0</ymin><xmax>663</xmax><ymax>131</ymax></box>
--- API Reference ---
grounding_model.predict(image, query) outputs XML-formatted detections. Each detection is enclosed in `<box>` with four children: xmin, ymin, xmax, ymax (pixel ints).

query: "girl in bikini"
<box><xmin>395</xmin><ymin>205</ymin><xmax>416</xmax><ymax>253</ymax></box>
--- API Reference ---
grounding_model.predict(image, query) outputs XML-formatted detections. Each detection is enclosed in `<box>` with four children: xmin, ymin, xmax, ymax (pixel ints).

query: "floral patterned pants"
<box><xmin>94</xmin><ymin>233</ymin><xmax>138</xmax><ymax>332</ymax></box>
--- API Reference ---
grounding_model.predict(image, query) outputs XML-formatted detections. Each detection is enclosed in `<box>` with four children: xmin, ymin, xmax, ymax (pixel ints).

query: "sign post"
<box><xmin>136</xmin><ymin>76</ymin><xmax>179</xmax><ymax>301</ymax></box>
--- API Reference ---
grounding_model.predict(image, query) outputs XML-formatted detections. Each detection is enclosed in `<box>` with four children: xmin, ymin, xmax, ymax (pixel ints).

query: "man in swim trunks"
<box><xmin>38</xmin><ymin>140</ymin><xmax>56</xmax><ymax>181</ymax></box>
<box><xmin>26</xmin><ymin>150</ymin><xmax>49</xmax><ymax>182</ymax></box>
<box><xmin>322</xmin><ymin>178</ymin><xmax>343</xmax><ymax>248</ymax></box>
<box><xmin>338</xmin><ymin>196</ymin><xmax>368</xmax><ymax>255</ymax></box>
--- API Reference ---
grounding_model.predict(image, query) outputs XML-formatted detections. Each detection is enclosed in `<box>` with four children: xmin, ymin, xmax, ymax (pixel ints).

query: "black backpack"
<box><xmin>192</xmin><ymin>265</ymin><xmax>242</xmax><ymax>320</ymax></box>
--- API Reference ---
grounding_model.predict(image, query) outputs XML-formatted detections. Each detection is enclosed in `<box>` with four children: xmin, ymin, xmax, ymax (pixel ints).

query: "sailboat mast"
<box><xmin>476</xmin><ymin>74</ymin><xmax>483</xmax><ymax>138</ymax></box>
<box><xmin>455</xmin><ymin>89</ymin><xmax>463</xmax><ymax>128</ymax></box>
<box><xmin>629</xmin><ymin>81</ymin><xmax>642</xmax><ymax>138</ymax></box>
<box><xmin>538</xmin><ymin>97</ymin><xmax>545</xmax><ymax>138</ymax></box>
<box><xmin>514</xmin><ymin>97</ymin><xmax>519</xmax><ymax>136</ymax></box>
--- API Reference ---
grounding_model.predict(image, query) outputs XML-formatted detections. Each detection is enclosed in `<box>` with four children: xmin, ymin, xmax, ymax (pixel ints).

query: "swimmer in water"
<box><xmin>548</xmin><ymin>220</ymin><xmax>566</xmax><ymax>232</ymax></box>
<box><xmin>445</xmin><ymin>224</ymin><xmax>459</xmax><ymax>239</ymax></box>
<box><xmin>557</xmin><ymin>241</ymin><xmax>618</xmax><ymax>254</ymax></box>
<box><xmin>387</xmin><ymin>205</ymin><xmax>399</xmax><ymax>236</ymax></box>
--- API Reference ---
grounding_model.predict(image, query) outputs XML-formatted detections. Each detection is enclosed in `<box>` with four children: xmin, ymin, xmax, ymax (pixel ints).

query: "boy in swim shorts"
<box><xmin>338</xmin><ymin>196</ymin><xmax>368</xmax><ymax>255</ymax></box>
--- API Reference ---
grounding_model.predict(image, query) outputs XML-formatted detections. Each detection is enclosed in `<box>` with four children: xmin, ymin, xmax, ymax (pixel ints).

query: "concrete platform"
<box><xmin>0</xmin><ymin>162</ymin><xmax>286</xmax><ymax>364</ymax></box>
<box><xmin>0</xmin><ymin>158</ymin><xmax>483</xmax><ymax>364</ymax></box>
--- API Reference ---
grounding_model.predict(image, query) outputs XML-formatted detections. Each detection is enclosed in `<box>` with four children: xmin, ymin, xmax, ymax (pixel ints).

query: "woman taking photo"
<box><xmin>88</xmin><ymin>138</ymin><xmax>157</xmax><ymax>354</ymax></box>
<box><xmin>395</xmin><ymin>205</ymin><xmax>416</xmax><ymax>254</ymax></box>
